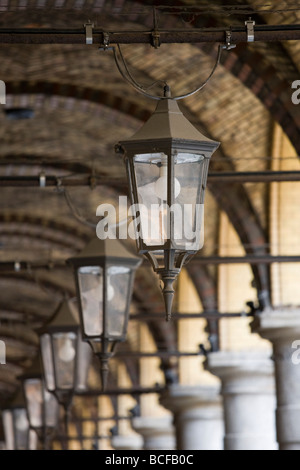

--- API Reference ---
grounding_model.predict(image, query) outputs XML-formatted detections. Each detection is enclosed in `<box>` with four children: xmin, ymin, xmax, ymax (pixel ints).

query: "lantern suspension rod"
<box><xmin>78</xmin><ymin>416</ymin><xmax>133</xmax><ymax>422</ymax></box>
<box><xmin>0</xmin><ymin>25</ymin><xmax>299</xmax><ymax>44</ymax></box>
<box><xmin>130</xmin><ymin>311</ymin><xmax>249</xmax><ymax>321</ymax></box>
<box><xmin>113</xmin><ymin>350</ymin><xmax>203</xmax><ymax>358</ymax></box>
<box><xmin>54</xmin><ymin>433</ymin><xmax>113</xmax><ymax>441</ymax></box>
<box><xmin>76</xmin><ymin>385</ymin><xmax>166</xmax><ymax>396</ymax></box>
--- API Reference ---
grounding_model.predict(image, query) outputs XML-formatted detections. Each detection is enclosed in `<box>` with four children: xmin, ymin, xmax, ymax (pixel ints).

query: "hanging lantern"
<box><xmin>37</xmin><ymin>300</ymin><xmax>91</xmax><ymax>410</ymax></box>
<box><xmin>2</xmin><ymin>389</ymin><xmax>38</xmax><ymax>450</ymax></box>
<box><xmin>67</xmin><ymin>238</ymin><xmax>141</xmax><ymax>389</ymax></box>
<box><xmin>116</xmin><ymin>90</ymin><xmax>219</xmax><ymax>320</ymax></box>
<box><xmin>19</xmin><ymin>356</ymin><xmax>59</xmax><ymax>448</ymax></box>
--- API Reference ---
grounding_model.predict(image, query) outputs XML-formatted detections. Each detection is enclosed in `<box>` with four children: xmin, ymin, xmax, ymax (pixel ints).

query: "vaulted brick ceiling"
<box><xmin>0</xmin><ymin>0</ymin><xmax>299</xmax><ymax>398</ymax></box>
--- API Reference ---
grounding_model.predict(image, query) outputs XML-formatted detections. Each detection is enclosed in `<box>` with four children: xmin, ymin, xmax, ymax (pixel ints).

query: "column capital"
<box><xmin>131</xmin><ymin>415</ymin><xmax>175</xmax><ymax>450</ymax></box>
<box><xmin>205</xmin><ymin>350</ymin><xmax>274</xmax><ymax>394</ymax></box>
<box><xmin>252</xmin><ymin>308</ymin><xmax>300</xmax><ymax>449</ymax></box>
<box><xmin>111</xmin><ymin>434</ymin><xmax>143</xmax><ymax>450</ymax></box>
<box><xmin>251</xmin><ymin>307</ymin><xmax>300</xmax><ymax>343</ymax></box>
<box><xmin>160</xmin><ymin>385</ymin><xmax>223</xmax><ymax>450</ymax></box>
<box><xmin>205</xmin><ymin>349</ymin><xmax>277</xmax><ymax>450</ymax></box>
<box><xmin>160</xmin><ymin>384</ymin><xmax>222</xmax><ymax>419</ymax></box>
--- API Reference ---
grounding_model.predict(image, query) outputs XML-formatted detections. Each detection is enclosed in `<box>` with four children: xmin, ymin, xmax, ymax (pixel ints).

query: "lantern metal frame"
<box><xmin>117</xmin><ymin>89</ymin><xmax>219</xmax><ymax>319</ymax></box>
<box><xmin>0</xmin><ymin>413</ymin><xmax>5</xmax><ymax>450</ymax></box>
<box><xmin>68</xmin><ymin>238</ymin><xmax>142</xmax><ymax>389</ymax></box>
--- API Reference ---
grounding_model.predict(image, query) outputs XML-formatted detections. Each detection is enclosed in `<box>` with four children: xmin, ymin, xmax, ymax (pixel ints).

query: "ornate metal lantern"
<box><xmin>117</xmin><ymin>93</ymin><xmax>219</xmax><ymax>319</ymax></box>
<box><xmin>68</xmin><ymin>238</ymin><xmax>141</xmax><ymax>389</ymax></box>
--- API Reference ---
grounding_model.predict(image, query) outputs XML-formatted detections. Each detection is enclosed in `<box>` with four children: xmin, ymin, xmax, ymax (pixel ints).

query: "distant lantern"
<box><xmin>2</xmin><ymin>389</ymin><xmax>37</xmax><ymax>450</ymax></box>
<box><xmin>68</xmin><ymin>238</ymin><xmax>141</xmax><ymax>390</ymax></box>
<box><xmin>37</xmin><ymin>300</ymin><xmax>91</xmax><ymax>411</ymax></box>
<box><xmin>19</xmin><ymin>356</ymin><xmax>59</xmax><ymax>449</ymax></box>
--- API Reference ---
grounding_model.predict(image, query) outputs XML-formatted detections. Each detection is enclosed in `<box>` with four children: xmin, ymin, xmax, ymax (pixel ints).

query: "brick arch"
<box><xmin>0</xmin><ymin>211</ymin><xmax>91</xmax><ymax>247</ymax></box>
<box><xmin>5</xmin><ymin>81</ymin><xmax>149</xmax><ymax>122</ymax></box>
<box><xmin>0</xmin><ymin>274</ymin><xmax>73</xmax><ymax>299</ymax></box>
<box><xmin>218</xmin><ymin>45</ymin><xmax>299</xmax><ymax>154</ymax></box>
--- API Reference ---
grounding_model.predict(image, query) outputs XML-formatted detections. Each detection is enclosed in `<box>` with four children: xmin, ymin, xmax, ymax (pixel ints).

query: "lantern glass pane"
<box><xmin>41</xmin><ymin>334</ymin><xmax>55</xmax><ymax>391</ymax></box>
<box><xmin>133</xmin><ymin>152</ymin><xmax>205</xmax><ymax>250</ymax></box>
<box><xmin>173</xmin><ymin>153</ymin><xmax>205</xmax><ymax>250</ymax></box>
<box><xmin>133</xmin><ymin>153</ymin><xmax>167</xmax><ymax>246</ymax></box>
<box><xmin>76</xmin><ymin>339</ymin><xmax>92</xmax><ymax>391</ymax></box>
<box><xmin>44</xmin><ymin>386</ymin><xmax>59</xmax><ymax>428</ymax></box>
<box><xmin>3</xmin><ymin>410</ymin><xmax>14</xmax><ymax>450</ymax></box>
<box><xmin>78</xmin><ymin>266</ymin><xmax>103</xmax><ymax>337</ymax></box>
<box><xmin>13</xmin><ymin>408</ymin><xmax>29</xmax><ymax>450</ymax></box>
<box><xmin>24</xmin><ymin>378</ymin><xmax>43</xmax><ymax>428</ymax></box>
<box><xmin>52</xmin><ymin>332</ymin><xmax>77</xmax><ymax>390</ymax></box>
<box><xmin>106</xmin><ymin>266</ymin><xmax>131</xmax><ymax>336</ymax></box>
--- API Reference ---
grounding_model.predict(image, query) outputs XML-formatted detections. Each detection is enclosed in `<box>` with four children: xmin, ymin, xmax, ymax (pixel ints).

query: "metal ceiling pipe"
<box><xmin>2</xmin><ymin>255</ymin><xmax>300</xmax><ymax>271</ymax></box>
<box><xmin>0</xmin><ymin>25</ymin><xmax>299</xmax><ymax>44</ymax></box>
<box><xmin>0</xmin><ymin>171</ymin><xmax>300</xmax><ymax>187</ymax></box>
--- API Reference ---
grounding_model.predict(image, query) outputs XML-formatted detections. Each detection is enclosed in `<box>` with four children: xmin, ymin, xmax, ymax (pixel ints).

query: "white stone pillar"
<box><xmin>205</xmin><ymin>350</ymin><xmax>277</xmax><ymax>450</ymax></box>
<box><xmin>160</xmin><ymin>385</ymin><xmax>224</xmax><ymax>450</ymax></box>
<box><xmin>111</xmin><ymin>434</ymin><xmax>143</xmax><ymax>450</ymax></box>
<box><xmin>132</xmin><ymin>416</ymin><xmax>175</xmax><ymax>450</ymax></box>
<box><xmin>251</xmin><ymin>307</ymin><xmax>300</xmax><ymax>450</ymax></box>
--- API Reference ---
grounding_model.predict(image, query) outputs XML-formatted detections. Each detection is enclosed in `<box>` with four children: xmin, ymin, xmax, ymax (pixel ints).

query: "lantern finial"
<box><xmin>100</xmin><ymin>358</ymin><xmax>109</xmax><ymax>392</ymax></box>
<box><xmin>161</xmin><ymin>272</ymin><xmax>177</xmax><ymax>321</ymax></box>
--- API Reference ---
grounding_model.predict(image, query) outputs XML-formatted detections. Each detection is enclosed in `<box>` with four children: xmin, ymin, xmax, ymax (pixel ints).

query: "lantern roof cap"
<box><xmin>37</xmin><ymin>300</ymin><xmax>79</xmax><ymax>335</ymax></box>
<box><xmin>119</xmin><ymin>98</ymin><xmax>220</xmax><ymax>150</ymax></box>
<box><xmin>5</xmin><ymin>388</ymin><xmax>26</xmax><ymax>410</ymax></box>
<box><xmin>18</xmin><ymin>355</ymin><xmax>42</xmax><ymax>381</ymax></box>
<box><xmin>68</xmin><ymin>238</ymin><xmax>142</xmax><ymax>268</ymax></box>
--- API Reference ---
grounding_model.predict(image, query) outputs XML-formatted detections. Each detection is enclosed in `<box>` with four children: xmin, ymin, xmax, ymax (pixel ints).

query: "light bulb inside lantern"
<box><xmin>154</xmin><ymin>158</ymin><xmax>181</xmax><ymax>201</ymax></box>
<box><xmin>58</xmin><ymin>338</ymin><xmax>76</xmax><ymax>363</ymax></box>
<box><xmin>107</xmin><ymin>277</ymin><xmax>115</xmax><ymax>302</ymax></box>
<box><xmin>44</xmin><ymin>388</ymin><xmax>52</xmax><ymax>403</ymax></box>
<box><xmin>15</xmin><ymin>412</ymin><xmax>28</xmax><ymax>431</ymax></box>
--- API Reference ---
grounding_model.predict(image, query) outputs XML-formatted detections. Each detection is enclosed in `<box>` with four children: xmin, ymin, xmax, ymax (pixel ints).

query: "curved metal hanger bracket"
<box><xmin>100</xmin><ymin>38</ymin><xmax>227</xmax><ymax>101</ymax></box>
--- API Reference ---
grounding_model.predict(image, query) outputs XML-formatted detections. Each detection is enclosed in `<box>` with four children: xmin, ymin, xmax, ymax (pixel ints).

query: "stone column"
<box><xmin>160</xmin><ymin>385</ymin><xmax>224</xmax><ymax>450</ymax></box>
<box><xmin>251</xmin><ymin>307</ymin><xmax>300</xmax><ymax>450</ymax></box>
<box><xmin>205</xmin><ymin>350</ymin><xmax>277</xmax><ymax>450</ymax></box>
<box><xmin>132</xmin><ymin>416</ymin><xmax>175</xmax><ymax>450</ymax></box>
<box><xmin>111</xmin><ymin>433</ymin><xmax>143</xmax><ymax>450</ymax></box>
